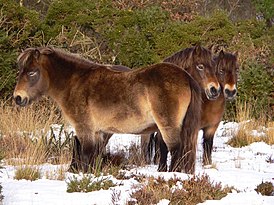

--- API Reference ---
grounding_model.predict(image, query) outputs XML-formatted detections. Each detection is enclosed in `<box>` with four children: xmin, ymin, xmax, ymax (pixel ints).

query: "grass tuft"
<box><xmin>14</xmin><ymin>166</ymin><xmax>41</xmax><ymax>181</ymax></box>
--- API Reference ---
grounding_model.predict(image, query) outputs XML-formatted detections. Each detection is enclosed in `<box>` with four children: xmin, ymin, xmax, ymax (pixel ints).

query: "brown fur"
<box><xmin>13</xmin><ymin>47</ymin><xmax>201</xmax><ymax>174</ymax></box>
<box><xmin>152</xmin><ymin>49</ymin><xmax>239</xmax><ymax>168</ymax></box>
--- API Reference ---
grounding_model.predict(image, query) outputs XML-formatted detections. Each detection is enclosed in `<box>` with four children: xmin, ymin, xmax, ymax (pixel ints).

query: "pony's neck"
<box><xmin>45</xmin><ymin>54</ymin><xmax>92</xmax><ymax>101</ymax></box>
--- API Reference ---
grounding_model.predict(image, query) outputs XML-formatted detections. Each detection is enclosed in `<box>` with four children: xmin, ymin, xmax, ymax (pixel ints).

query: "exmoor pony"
<box><xmin>14</xmin><ymin>47</ymin><xmax>202</xmax><ymax>174</ymax></box>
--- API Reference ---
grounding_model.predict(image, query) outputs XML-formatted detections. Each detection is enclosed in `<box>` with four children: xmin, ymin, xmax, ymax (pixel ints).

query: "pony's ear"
<box><xmin>33</xmin><ymin>49</ymin><xmax>40</xmax><ymax>60</ymax></box>
<box><xmin>41</xmin><ymin>47</ymin><xmax>53</xmax><ymax>55</ymax></box>
<box><xmin>219</xmin><ymin>50</ymin><xmax>225</xmax><ymax>58</ymax></box>
<box><xmin>193</xmin><ymin>44</ymin><xmax>202</xmax><ymax>55</ymax></box>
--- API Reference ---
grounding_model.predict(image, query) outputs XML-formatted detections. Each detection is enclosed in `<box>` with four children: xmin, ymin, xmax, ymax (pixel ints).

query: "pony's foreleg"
<box><xmin>68</xmin><ymin>136</ymin><xmax>81</xmax><ymax>173</ymax></box>
<box><xmin>202</xmin><ymin>125</ymin><xmax>218</xmax><ymax>165</ymax></box>
<box><xmin>102</xmin><ymin>132</ymin><xmax>112</xmax><ymax>155</ymax></box>
<box><xmin>73</xmin><ymin>129</ymin><xmax>105</xmax><ymax>173</ymax></box>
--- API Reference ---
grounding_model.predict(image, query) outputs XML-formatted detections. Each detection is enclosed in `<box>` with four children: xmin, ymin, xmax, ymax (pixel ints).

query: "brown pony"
<box><xmin>101</xmin><ymin>45</ymin><xmax>221</xmax><ymax>172</ymax></box>
<box><xmin>150</xmin><ymin>50</ymin><xmax>239</xmax><ymax>168</ymax></box>
<box><xmin>13</xmin><ymin>47</ymin><xmax>202</xmax><ymax>174</ymax></box>
<box><xmin>201</xmin><ymin>50</ymin><xmax>239</xmax><ymax>165</ymax></box>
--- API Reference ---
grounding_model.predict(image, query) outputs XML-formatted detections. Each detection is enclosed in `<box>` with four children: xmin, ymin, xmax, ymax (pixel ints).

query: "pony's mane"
<box><xmin>163</xmin><ymin>46</ymin><xmax>212</xmax><ymax>68</ymax></box>
<box><xmin>18</xmin><ymin>47</ymin><xmax>101</xmax><ymax>70</ymax></box>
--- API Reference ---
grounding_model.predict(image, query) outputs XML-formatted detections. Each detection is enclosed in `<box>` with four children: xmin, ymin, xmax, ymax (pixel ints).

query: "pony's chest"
<box><xmin>201</xmin><ymin>99</ymin><xmax>225</xmax><ymax>127</ymax></box>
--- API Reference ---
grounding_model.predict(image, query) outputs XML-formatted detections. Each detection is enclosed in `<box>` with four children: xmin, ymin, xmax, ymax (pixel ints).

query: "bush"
<box><xmin>0</xmin><ymin>183</ymin><xmax>3</xmax><ymax>202</ymax></box>
<box><xmin>0</xmin><ymin>0</ymin><xmax>41</xmax><ymax>98</ymax></box>
<box><xmin>238</xmin><ymin>62</ymin><xmax>273</xmax><ymax>119</ymax></box>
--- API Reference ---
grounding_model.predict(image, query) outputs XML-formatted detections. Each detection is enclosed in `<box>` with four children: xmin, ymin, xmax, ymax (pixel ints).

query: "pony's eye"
<box><xmin>27</xmin><ymin>71</ymin><xmax>37</xmax><ymax>77</ymax></box>
<box><xmin>196</xmin><ymin>64</ymin><xmax>204</xmax><ymax>70</ymax></box>
<box><xmin>27</xmin><ymin>70</ymin><xmax>39</xmax><ymax>85</ymax></box>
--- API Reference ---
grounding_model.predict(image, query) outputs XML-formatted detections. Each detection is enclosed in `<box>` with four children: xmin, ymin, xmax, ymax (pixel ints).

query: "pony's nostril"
<box><xmin>14</xmin><ymin>95</ymin><xmax>28</xmax><ymax>106</ymax></box>
<box><xmin>15</xmin><ymin>96</ymin><xmax>22</xmax><ymax>105</ymax></box>
<box><xmin>210</xmin><ymin>86</ymin><xmax>218</xmax><ymax>96</ymax></box>
<box><xmin>231</xmin><ymin>89</ymin><xmax>237</xmax><ymax>96</ymax></box>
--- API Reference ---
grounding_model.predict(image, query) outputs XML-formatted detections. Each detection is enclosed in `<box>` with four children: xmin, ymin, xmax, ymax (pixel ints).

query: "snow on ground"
<box><xmin>0</xmin><ymin>122</ymin><xmax>274</xmax><ymax>205</ymax></box>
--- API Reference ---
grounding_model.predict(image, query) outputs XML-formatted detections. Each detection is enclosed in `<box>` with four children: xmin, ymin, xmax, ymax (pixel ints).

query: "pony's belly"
<box><xmin>95</xmin><ymin>112</ymin><xmax>155</xmax><ymax>134</ymax></box>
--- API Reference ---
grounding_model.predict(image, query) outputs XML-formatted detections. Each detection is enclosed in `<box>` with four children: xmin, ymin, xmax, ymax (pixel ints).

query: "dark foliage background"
<box><xmin>0</xmin><ymin>0</ymin><xmax>273</xmax><ymax>119</ymax></box>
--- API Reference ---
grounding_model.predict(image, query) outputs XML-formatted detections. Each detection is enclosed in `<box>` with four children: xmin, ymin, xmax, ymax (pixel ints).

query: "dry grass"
<box><xmin>0</xmin><ymin>98</ymin><xmax>72</xmax><ymax>167</ymax></box>
<box><xmin>228</xmin><ymin>101</ymin><xmax>274</xmax><ymax>147</ymax></box>
<box><xmin>0</xmin><ymin>98</ymin><xmax>62</xmax><ymax>136</ymax></box>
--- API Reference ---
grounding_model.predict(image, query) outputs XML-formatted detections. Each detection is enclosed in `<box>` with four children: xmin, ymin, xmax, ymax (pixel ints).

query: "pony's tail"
<box><xmin>180</xmin><ymin>76</ymin><xmax>201</xmax><ymax>174</ymax></box>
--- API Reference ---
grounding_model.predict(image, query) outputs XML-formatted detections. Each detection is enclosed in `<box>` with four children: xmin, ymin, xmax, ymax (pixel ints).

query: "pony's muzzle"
<box><xmin>224</xmin><ymin>88</ymin><xmax>237</xmax><ymax>100</ymax></box>
<box><xmin>206</xmin><ymin>84</ymin><xmax>221</xmax><ymax>100</ymax></box>
<box><xmin>224</xmin><ymin>84</ymin><xmax>237</xmax><ymax>100</ymax></box>
<box><xmin>14</xmin><ymin>95</ymin><xmax>28</xmax><ymax>106</ymax></box>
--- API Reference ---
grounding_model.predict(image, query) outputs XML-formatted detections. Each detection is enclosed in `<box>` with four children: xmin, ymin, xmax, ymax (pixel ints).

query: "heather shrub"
<box><xmin>255</xmin><ymin>181</ymin><xmax>274</xmax><ymax>196</ymax></box>
<box><xmin>129</xmin><ymin>174</ymin><xmax>234</xmax><ymax>205</ymax></box>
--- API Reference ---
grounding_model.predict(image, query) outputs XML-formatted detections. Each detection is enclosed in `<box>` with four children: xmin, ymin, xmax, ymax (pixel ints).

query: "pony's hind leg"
<box><xmin>158</xmin><ymin>127</ymin><xmax>183</xmax><ymax>172</ymax></box>
<box><xmin>202</xmin><ymin>125</ymin><xmax>219</xmax><ymax>165</ymax></box>
<box><xmin>155</xmin><ymin>133</ymin><xmax>168</xmax><ymax>171</ymax></box>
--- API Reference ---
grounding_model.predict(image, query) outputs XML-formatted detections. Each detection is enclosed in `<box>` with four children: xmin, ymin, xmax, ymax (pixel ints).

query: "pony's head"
<box><xmin>164</xmin><ymin>45</ymin><xmax>221</xmax><ymax>100</ymax></box>
<box><xmin>13</xmin><ymin>47</ymin><xmax>52</xmax><ymax>106</ymax></box>
<box><xmin>215</xmin><ymin>50</ymin><xmax>239</xmax><ymax>100</ymax></box>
